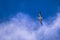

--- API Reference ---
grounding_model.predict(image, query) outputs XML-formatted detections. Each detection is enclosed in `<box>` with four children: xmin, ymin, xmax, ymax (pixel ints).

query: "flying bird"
<box><xmin>39</xmin><ymin>11</ymin><xmax>43</xmax><ymax>25</ymax></box>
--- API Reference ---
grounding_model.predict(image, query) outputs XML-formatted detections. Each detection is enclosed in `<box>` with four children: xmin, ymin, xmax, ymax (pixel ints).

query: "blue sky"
<box><xmin>0</xmin><ymin>0</ymin><xmax>60</xmax><ymax>22</ymax></box>
<box><xmin>0</xmin><ymin>0</ymin><xmax>60</xmax><ymax>40</ymax></box>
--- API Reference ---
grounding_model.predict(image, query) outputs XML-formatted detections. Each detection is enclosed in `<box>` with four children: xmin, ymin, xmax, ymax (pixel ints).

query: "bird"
<box><xmin>39</xmin><ymin>11</ymin><xmax>43</xmax><ymax>25</ymax></box>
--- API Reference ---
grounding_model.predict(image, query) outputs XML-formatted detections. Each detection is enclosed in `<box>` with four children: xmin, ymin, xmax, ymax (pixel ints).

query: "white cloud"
<box><xmin>0</xmin><ymin>12</ymin><xmax>60</xmax><ymax>40</ymax></box>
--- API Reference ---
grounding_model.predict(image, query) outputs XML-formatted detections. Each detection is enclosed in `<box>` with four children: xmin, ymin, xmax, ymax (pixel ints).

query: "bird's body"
<box><xmin>39</xmin><ymin>11</ymin><xmax>43</xmax><ymax>25</ymax></box>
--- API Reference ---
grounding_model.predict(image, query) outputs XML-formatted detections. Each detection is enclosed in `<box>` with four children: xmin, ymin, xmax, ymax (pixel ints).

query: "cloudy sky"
<box><xmin>0</xmin><ymin>0</ymin><xmax>60</xmax><ymax>40</ymax></box>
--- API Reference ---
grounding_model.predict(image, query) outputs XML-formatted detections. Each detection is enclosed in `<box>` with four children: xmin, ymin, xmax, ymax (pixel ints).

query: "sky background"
<box><xmin>0</xmin><ymin>0</ymin><xmax>60</xmax><ymax>22</ymax></box>
<box><xmin>0</xmin><ymin>0</ymin><xmax>60</xmax><ymax>40</ymax></box>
